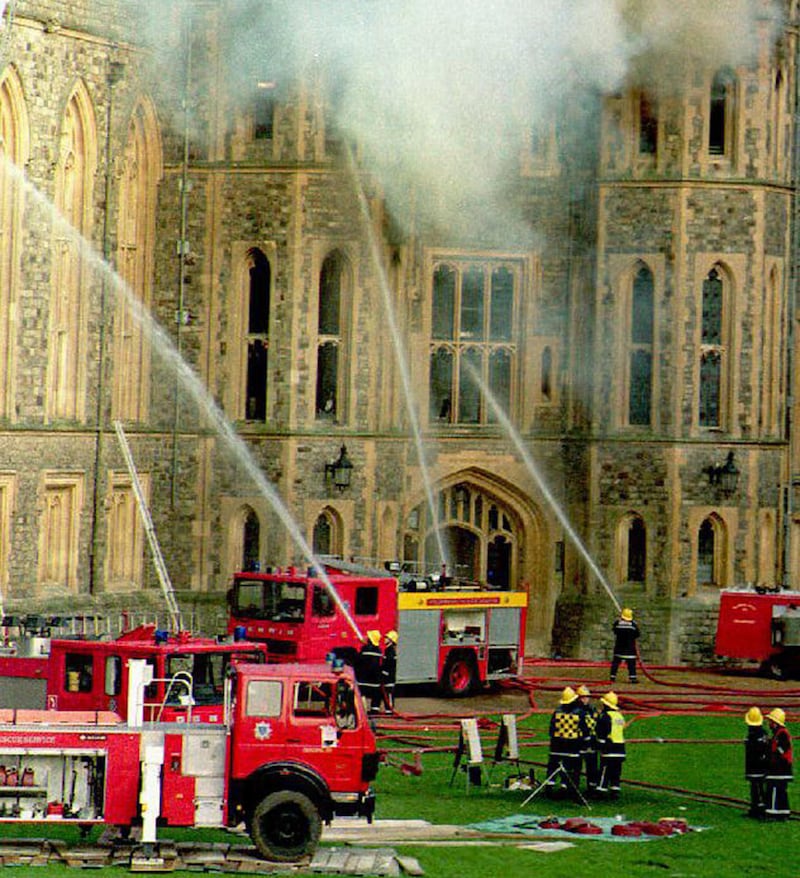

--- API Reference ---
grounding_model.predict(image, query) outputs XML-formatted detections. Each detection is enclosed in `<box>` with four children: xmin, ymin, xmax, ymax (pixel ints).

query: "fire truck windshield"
<box><xmin>233</xmin><ymin>579</ymin><xmax>307</xmax><ymax>622</ymax></box>
<box><xmin>165</xmin><ymin>650</ymin><xmax>265</xmax><ymax>705</ymax></box>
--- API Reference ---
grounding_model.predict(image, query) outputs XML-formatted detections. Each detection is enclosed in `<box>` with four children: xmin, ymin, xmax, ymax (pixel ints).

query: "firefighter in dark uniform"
<box><xmin>744</xmin><ymin>706</ymin><xmax>768</xmax><ymax>818</ymax></box>
<box><xmin>545</xmin><ymin>686</ymin><xmax>585</xmax><ymax>799</ymax></box>
<box><xmin>381</xmin><ymin>630</ymin><xmax>398</xmax><ymax>713</ymax></box>
<box><xmin>577</xmin><ymin>684</ymin><xmax>599</xmax><ymax>794</ymax></box>
<box><xmin>610</xmin><ymin>608</ymin><xmax>639</xmax><ymax>683</ymax></box>
<box><xmin>596</xmin><ymin>691</ymin><xmax>626</xmax><ymax>798</ymax></box>
<box><xmin>356</xmin><ymin>630</ymin><xmax>383</xmax><ymax>714</ymax></box>
<box><xmin>764</xmin><ymin>707</ymin><xmax>793</xmax><ymax>820</ymax></box>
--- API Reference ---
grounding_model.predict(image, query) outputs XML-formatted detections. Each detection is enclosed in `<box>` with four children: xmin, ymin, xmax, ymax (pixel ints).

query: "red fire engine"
<box><xmin>0</xmin><ymin>657</ymin><xmax>377</xmax><ymax>862</ymax></box>
<box><xmin>0</xmin><ymin>619</ymin><xmax>269</xmax><ymax>721</ymax></box>
<box><xmin>227</xmin><ymin>564</ymin><xmax>527</xmax><ymax>696</ymax></box>
<box><xmin>715</xmin><ymin>588</ymin><xmax>800</xmax><ymax>678</ymax></box>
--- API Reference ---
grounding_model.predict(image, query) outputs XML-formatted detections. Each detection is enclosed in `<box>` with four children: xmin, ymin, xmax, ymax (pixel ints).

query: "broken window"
<box><xmin>638</xmin><ymin>93</ymin><xmax>657</xmax><ymax>155</ymax></box>
<box><xmin>709</xmin><ymin>70</ymin><xmax>733</xmax><ymax>156</ymax></box>
<box><xmin>253</xmin><ymin>82</ymin><xmax>276</xmax><ymax>140</ymax></box>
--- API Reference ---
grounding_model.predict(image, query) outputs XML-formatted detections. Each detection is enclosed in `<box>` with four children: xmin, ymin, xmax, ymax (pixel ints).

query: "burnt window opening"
<box><xmin>541</xmin><ymin>346</ymin><xmax>552</xmax><ymax>400</ymax></box>
<box><xmin>429</xmin><ymin>259</ymin><xmax>519</xmax><ymax>425</ymax></box>
<box><xmin>253</xmin><ymin>83</ymin><xmax>276</xmax><ymax>140</ymax></box>
<box><xmin>245</xmin><ymin>249</ymin><xmax>270</xmax><ymax>421</ymax></box>
<box><xmin>709</xmin><ymin>69</ymin><xmax>733</xmax><ymax>156</ymax></box>
<box><xmin>638</xmin><ymin>93</ymin><xmax>658</xmax><ymax>155</ymax></box>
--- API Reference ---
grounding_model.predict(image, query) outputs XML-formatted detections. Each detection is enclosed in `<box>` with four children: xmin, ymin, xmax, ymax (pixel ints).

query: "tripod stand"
<box><xmin>520</xmin><ymin>759</ymin><xmax>590</xmax><ymax>810</ymax></box>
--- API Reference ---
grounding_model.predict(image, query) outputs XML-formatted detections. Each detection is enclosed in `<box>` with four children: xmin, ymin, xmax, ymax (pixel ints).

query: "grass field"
<box><xmin>363</xmin><ymin>711</ymin><xmax>799</xmax><ymax>878</ymax></box>
<box><xmin>0</xmin><ymin>711</ymin><xmax>794</xmax><ymax>877</ymax></box>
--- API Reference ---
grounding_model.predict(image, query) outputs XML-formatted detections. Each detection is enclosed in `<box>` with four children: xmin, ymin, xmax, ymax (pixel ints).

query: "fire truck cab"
<box><xmin>0</xmin><ymin>659</ymin><xmax>377</xmax><ymax>862</ymax></box>
<box><xmin>0</xmin><ymin>621</ymin><xmax>269</xmax><ymax>721</ymax></box>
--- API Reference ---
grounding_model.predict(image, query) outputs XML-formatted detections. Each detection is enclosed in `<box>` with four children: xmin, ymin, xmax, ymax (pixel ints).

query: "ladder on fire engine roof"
<box><xmin>114</xmin><ymin>421</ymin><xmax>184</xmax><ymax>632</ymax></box>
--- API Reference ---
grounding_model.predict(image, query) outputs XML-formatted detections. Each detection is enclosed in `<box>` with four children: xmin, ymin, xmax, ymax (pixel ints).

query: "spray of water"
<box><xmin>2</xmin><ymin>155</ymin><xmax>365</xmax><ymax>641</ymax></box>
<box><xmin>344</xmin><ymin>146</ymin><xmax>449</xmax><ymax>573</ymax></box>
<box><xmin>463</xmin><ymin>360</ymin><xmax>621</xmax><ymax>614</ymax></box>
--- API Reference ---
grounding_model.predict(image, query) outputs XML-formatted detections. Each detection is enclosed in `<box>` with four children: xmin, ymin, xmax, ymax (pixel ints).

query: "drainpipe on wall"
<box><xmin>88</xmin><ymin>56</ymin><xmax>125</xmax><ymax>595</ymax></box>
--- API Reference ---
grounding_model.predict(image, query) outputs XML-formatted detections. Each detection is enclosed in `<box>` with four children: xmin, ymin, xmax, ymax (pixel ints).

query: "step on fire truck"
<box><xmin>715</xmin><ymin>587</ymin><xmax>800</xmax><ymax>679</ymax></box>
<box><xmin>0</xmin><ymin>617</ymin><xmax>269</xmax><ymax>721</ymax></box>
<box><xmin>227</xmin><ymin>561</ymin><xmax>528</xmax><ymax>696</ymax></box>
<box><xmin>0</xmin><ymin>656</ymin><xmax>378</xmax><ymax>862</ymax></box>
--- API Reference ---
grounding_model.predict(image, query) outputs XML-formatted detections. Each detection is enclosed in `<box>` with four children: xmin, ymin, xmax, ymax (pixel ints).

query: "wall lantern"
<box><xmin>325</xmin><ymin>444</ymin><xmax>353</xmax><ymax>492</ymax></box>
<box><xmin>706</xmin><ymin>450</ymin><xmax>740</xmax><ymax>496</ymax></box>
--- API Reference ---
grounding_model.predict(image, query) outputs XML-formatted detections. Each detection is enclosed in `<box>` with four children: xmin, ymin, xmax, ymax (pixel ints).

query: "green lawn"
<box><xmin>0</xmin><ymin>713</ymin><xmax>794</xmax><ymax>877</ymax></box>
<box><xmin>365</xmin><ymin>712</ymin><xmax>799</xmax><ymax>878</ymax></box>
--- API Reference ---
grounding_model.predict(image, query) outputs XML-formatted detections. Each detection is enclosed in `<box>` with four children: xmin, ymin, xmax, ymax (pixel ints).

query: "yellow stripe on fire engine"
<box><xmin>397</xmin><ymin>591</ymin><xmax>528</xmax><ymax>610</ymax></box>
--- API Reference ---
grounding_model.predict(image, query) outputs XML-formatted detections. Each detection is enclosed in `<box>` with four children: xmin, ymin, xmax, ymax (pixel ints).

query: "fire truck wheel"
<box><xmin>441</xmin><ymin>655</ymin><xmax>477</xmax><ymax>697</ymax></box>
<box><xmin>251</xmin><ymin>790</ymin><xmax>322</xmax><ymax>862</ymax></box>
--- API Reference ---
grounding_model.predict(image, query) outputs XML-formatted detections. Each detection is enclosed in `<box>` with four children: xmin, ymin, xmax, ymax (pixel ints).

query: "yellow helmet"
<box><xmin>577</xmin><ymin>685</ymin><xmax>591</xmax><ymax>697</ymax></box>
<box><xmin>621</xmin><ymin>608</ymin><xmax>633</xmax><ymax>621</ymax></box>
<box><xmin>601</xmin><ymin>691</ymin><xmax>618</xmax><ymax>709</ymax></box>
<box><xmin>560</xmin><ymin>686</ymin><xmax>578</xmax><ymax>704</ymax></box>
<box><xmin>745</xmin><ymin>706</ymin><xmax>764</xmax><ymax>726</ymax></box>
<box><xmin>385</xmin><ymin>630</ymin><xmax>398</xmax><ymax>644</ymax></box>
<box><xmin>367</xmin><ymin>630</ymin><xmax>381</xmax><ymax>646</ymax></box>
<box><xmin>767</xmin><ymin>707</ymin><xmax>786</xmax><ymax>726</ymax></box>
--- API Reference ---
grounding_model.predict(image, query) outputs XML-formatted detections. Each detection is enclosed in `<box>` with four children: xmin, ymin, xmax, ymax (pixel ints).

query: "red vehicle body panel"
<box><xmin>228</xmin><ymin>571</ymin><xmax>398</xmax><ymax>663</ymax></box>
<box><xmin>715</xmin><ymin>590</ymin><xmax>800</xmax><ymax>662</ymax></box>
<box><xmin>0</xmin><ymin>625</ymin><xmax>268</xmax><ymax>721</ymax></box>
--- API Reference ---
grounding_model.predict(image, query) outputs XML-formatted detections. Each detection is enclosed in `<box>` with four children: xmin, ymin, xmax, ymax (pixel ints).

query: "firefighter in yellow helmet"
<box><xmin>610</xmin><ymin>608</ymin><xmax>640</xmax><ymax>683</ymax></box>
<box><xmin>544</xmin><ymin>686</ymin><xmax>588</xmax><ymax>800</ymax></box>
<box><xmin>381</xmin><ymin>630</ymin><xmax>398</xmax><ymax>713</ymax></box>
<box><xmin>743</xmin><ymin>706</ymin><xmax>768</xmax><ymax>818</ymax></box>
<box><xmin>356</xmin><ymin>630</ymin><xmax>383</xmax><ymax>715</ymax></box>
<box><xmin>764</xmin><ymin>707</ymin><xmax>793</xmax><ymax>820</ymax></box>
<box><xmin>577</xmin><ymin>685</ymin><xmax>599</xmax><ymax>794</ymax></box>
<box><xmin>595</xmin><ymin>691</ymin><xmax>626</xmax><ymax>798</ymax></box>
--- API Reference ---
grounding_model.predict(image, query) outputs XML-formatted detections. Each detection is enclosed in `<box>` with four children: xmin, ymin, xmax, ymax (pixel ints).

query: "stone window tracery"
<box><xmin>429</xmin><ymin>259</ymin><xmax>518</xmax><ymax>425</ymax></box>
<box><xmin>114</xmin><ymin>100</ymin><xmax>160</xmax><ymax>421</ymax></box>
<box><xmin>699</xmin><ymin>266</ymin><xmax>727</xmax><ymax>428</ymax></box>
<box><xmin>49</xmin><ymin>85</ymin><xmax>96</xmax><ymax>422</ymax></box>
<box><xmin>316</xmin><ymin>250</ymin><xmax>349</xmax><ymax>421</ymax></box>
<box><xmin>403</xmin><ymin>483</ymin><xmax>517</xmax><ymax>588</ymax></box>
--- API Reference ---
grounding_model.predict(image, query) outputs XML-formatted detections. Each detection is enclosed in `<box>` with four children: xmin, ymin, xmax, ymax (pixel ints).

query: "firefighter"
<box><xmin>744</xmin><ymin>706</ymin><xmax>768</xmax><ymax>818</ymax></box>
<box><xmin>356</xmin><ymin>630</ymin><xmax>383</xmax><ymax>714</ymax></box>
<box><xmin>764</xmin><ymin>707</ymin><xmax>793</xmax><ymax>820</ymax></box>
<box><xmin>545</xmin><ymin>686</ymin><xmax>585</xmax><ymax>799</ymax></box>
<box><xmin>595</xmin><ymin>691</ymin><xmax>626</xmax><ymax>798</ymax></box>
<box><xmin>577</xmin><ymin>684</ymin><xmax>599</xmax><ymax>794</ymax></box>
<box><xmin>381</xmin><ymin>630</ymin><xmax>398</xmax><ymax>713</ymax></box>
<box><xmin>610</xmin><ymin>608</ymin><xmax>640</xmax><ymax>683</ymax></box>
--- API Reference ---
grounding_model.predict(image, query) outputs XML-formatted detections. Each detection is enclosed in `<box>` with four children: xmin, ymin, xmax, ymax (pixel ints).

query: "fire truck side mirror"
<box><xmin>226</xmin><ymin>588</ymin><xmax>234</xmax><ymax>607</ymax></box>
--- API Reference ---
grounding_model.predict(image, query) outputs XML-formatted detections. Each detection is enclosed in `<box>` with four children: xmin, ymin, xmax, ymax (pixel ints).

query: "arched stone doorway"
<box><xmin>404</xmin><ymin>481</ymin><xmax>518</xmax><ymax>589</ymax></box>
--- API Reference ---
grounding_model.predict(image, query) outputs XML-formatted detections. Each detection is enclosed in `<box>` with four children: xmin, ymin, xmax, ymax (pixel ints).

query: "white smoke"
<box><xmin>143</xmin><ymin>0</ymin><xmax>783</xmax><ymax>234</ymax></box>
